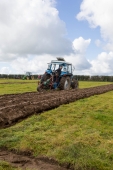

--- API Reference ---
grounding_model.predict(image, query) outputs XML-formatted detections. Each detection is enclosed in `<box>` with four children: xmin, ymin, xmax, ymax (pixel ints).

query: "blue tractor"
<box><xmin>37</xmin><ymin>58</ymin><xmax>79</xmax><ymax>91</ymax></box>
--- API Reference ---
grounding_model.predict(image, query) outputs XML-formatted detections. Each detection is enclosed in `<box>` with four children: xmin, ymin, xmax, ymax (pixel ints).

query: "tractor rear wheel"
<box><xmin>71</xmin><ymin>79</ymin><xmax>79</xmax><ymax>89</ymax></box>
<box><xmin>59</xmin><ymin>76</ymin><xmax>71</xmax><ymax>90</ymax></box>
<box><xmin>37</xmin><ymin>73</ymin><xmax>51</xmax><ymax>92</ymax></box>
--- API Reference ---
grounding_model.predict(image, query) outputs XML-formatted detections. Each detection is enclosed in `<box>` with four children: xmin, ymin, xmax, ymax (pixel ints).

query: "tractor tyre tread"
<box><xmin>59</xmin><ymin>76</ymin><xmax>71</xmax><ymax>90</ymax></box>
<box><xmin>41</xmin><ymin>73</ymin><xmax>50</xmax><ymax>83</ymax></box>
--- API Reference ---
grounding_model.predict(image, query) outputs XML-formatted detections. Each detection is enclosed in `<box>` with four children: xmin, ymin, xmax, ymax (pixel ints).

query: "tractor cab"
<box><xmin>46</xmin><ymin>60</ymin><xmax>73</xmax><ymax>77</ymax></box>
<box><xmin>37</xmin><ymin>58</ymin><xmax>78</xmax><ymax>91</ymax></box>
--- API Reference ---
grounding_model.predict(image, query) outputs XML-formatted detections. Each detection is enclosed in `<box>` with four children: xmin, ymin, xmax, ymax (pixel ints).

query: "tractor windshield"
<box><xmin>48</xmin><ymin>63</ymin><xmax>63</xmax><ymax>72</ymax></box>
<box><xmin>47</xmin><ymin>61</ymin><xmax>72</xmax><ymax>74</ymax></box>
<box><xmin>51</xmin><ymin>64</ymin><xmax>56</xmax><ymax>71</ymax></box>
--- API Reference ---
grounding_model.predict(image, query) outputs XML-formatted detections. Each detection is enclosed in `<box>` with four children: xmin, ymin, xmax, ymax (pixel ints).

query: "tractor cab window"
<box><xmin>51</xmin><ymin>64</ymin><xmax>56</xmax><ymax>71</ymax></box>
<box><xmin>55</xmin><ymin>64</ymin><xmax>60</xmax><ymax>70</ymax></box>
<box><xmin>51</xmin><ymin>64</ymin><xmax>63</xmax><ymax>72</ymax></box>
<box><xmin>67</xmin><ymin>65</ymin><xmax>72</xmax><ymax>74</ymax></box>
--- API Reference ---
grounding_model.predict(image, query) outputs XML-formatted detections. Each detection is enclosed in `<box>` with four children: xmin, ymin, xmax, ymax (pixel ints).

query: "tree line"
<box><xmin>73</xmin><ymin>75</ymin><xmax>113</xmax><ymax>82</ymax></box>
<box><xmin>1</xmin><ymin>74</ymin><xmax>113</xmax><ymax>82</ymax></box>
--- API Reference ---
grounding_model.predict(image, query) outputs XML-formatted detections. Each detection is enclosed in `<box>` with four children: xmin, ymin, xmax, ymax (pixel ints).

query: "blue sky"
<box><xmin>56</xmin><ymin>0</ymin><xmax>102</xmax><ymax>60</ymax></box>
<box><xmin>0</xmin><ymin>0</ymin><xmax>113</xmax><ymax>75</ymax></box>
<box><xmin>57</xmin><ymin>0</ymin><xmax>85</xmax><ymax>40</ymax></box>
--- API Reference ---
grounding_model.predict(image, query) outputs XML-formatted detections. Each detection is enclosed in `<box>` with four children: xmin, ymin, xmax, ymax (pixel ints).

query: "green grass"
<box><xmin>0</xmin><ymin>79</ymin><xmax>38</xmax><ymax>95</ymax></box>
<box><xmin>79</xmin><ymin>81</ymin><xmax>111</xmax><ymax>88</ymax></box>
<box><xmin>0</xmin><ymin>161</ymin><xmax>19</xmax><ymax>170</ymax></box>
<box><xmin>0</xmin><ymin>80</ymin><xmax>113</xmax><ymax>169</ymax></box>
<box><xmin>0</xmin><ymin>78</ymin><xmax>111</xmax><ymax>95</ymax></box>
<box><xmin>0</xmin><ymin>78</ymin><xmax>37</xmax><ymax>83</ymax></box>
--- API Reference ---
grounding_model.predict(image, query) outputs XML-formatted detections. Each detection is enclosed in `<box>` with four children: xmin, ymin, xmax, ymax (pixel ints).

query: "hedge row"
<box><xmin>0</xmin><ymin>74</ymin><xmax>113</xmax><ymax>82</ymax></box>
<box><xmin>0</xmin><ymin>74</ymin><xmax>38</xmax><ymax>79</ymax></box>
<box><xmin>74</xmin><ymin>75</ymin><xmax>113</xmax><ymax>82</ymax></box>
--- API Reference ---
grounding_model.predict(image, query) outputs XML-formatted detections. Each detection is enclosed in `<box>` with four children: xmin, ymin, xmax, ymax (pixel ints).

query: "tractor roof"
<box><xmin>50</xmin><ymin>60</ymin><xmax>72</xmax><ymax>65</ymax></box>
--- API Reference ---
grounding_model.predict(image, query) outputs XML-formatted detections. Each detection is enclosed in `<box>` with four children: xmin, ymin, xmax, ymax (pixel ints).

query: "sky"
<box><xmin>0</xmin><ymin>0</ymin><xmax>113</xmax><ymax>75</ymax></box>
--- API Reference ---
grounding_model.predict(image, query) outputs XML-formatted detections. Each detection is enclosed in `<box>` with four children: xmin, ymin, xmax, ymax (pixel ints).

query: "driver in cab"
<box><xmin>55</xmin><ymin>64</ymin><xmax>63</xmax><ymax>76</ymax></box>
<box><xmin>52</xmin><ymin>64</ymin><xmax>63</xmax><ymax>83</ymax></box>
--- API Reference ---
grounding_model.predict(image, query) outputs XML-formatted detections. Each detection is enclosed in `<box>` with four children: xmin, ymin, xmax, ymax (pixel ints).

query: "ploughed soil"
<box><xmin>0</xmin><ymin>149</ymin><xmax>69</xmax><ymax>170</ymax></box>
<box><xmin>0</xmin><ymin>84</ymin><xmax>113</xmax><ymax>170</ymax></box>
<box><xmin>0</xmin><ymin>84</ymin><xmax>113</xmax><ymax>129</ymax></box>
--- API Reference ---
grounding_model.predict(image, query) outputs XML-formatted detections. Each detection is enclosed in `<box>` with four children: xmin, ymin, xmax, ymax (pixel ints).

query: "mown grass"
<box><xmin>0</xmin><ymin>78</ymin><xmax>111</xmax><ymax>95</ymax></box>
<box><xmin>0</xmin><ymin>80</ymin><xmax>113</xmax><ymax>169</ymax></box>
<box><xmin>0</xmin><ymin>78</ymin><xmax>37</xmax><ymax>83</ymax></box>
<box><xmin>79</xmin><ymin>81</ymin><xmax>111</xmax><ymax>88</ymax></box>
<box><xmin>0</xmin><ymin>79</ymin><xmax>38</xmax><ymax>95</ymax></box>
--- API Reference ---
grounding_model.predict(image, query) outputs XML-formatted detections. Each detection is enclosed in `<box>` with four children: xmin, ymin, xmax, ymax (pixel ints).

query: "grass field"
<box><xmin>0</xmin><ymin>79</ymin><xmax>37</xmax><ymax>95</ymax></box>
<box><xmin>0</xmin><ymin>161</ymin><xmax>17</xmax><ymax>170</ymax></box>
<box><xmin>0</xmin><ymin>79</ymin><xmax>113</xmax><ymax>170</ymax></box>
<box><xmin>0</xmin><ymin>78</ymin><xmax>111</xmax><ymax>95</ymax></box>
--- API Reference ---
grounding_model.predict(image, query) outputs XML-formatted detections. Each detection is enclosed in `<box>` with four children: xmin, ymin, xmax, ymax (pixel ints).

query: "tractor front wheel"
<box><xmin>59</xmin><ymin>76</ymin><xmax>71</xmax><ymax>90</ymax></box>
<box><xmin>41</xmin><ymin>73</ymin><xmax>50</xmax><ymax>83</ymax></box>
<box><xmin>37</xmin><ymin>84</ymin><xmax>44</xmax><ymax>92</ymax></box>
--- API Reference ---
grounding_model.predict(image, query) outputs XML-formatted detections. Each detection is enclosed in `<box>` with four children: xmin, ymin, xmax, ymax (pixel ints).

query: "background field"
<box><xmin>0</xmin><ymin>78</ymin><xmax>111</xmax><ymax>95</ymax></box>
<box><xmin>0</xmin><ymin>79</ymin><xmax>113</xmax><ymax>170</ymax></box>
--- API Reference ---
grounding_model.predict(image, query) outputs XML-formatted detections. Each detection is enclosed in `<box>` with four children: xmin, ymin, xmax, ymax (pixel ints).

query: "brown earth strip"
<box><xmin>0</xmin><ymin>149</ymin><xmax>69</xmax><ymax>170</ymax></box>
<box><xmin>0</xmin><ymin>84</ymin><xmax>113</xmax><ymax>128</ymax></box>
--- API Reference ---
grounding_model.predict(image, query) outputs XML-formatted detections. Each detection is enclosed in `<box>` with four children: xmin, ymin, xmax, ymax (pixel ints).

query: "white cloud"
<box><xmin>76</xmin><ymin>0</ymin><xmax>113</xmax><ymax>49</ymax></box>
<box><xmin>9</xmin><ymin>37</ymin><xmax>92</xmax><ymax>74</ymax></box>
<box><xmin>1</xmin><ymin>0</ymin><xmax>112</xmax><ymax>76</ymax></box>
<box><xmin>0</xmin><ymin>0</ymin><xmax>92</xmax><ymax>77</ymax></box>
<box><xmin>104</xmin><ymin>43</ymin><xmax>113</xmax><ymax>51</ymax></box>
<box><xmin>95</xmin><ymin>39</ymin><xmax>101</xmax><ymax>47</ymax></box>
<box><xmin>0</xmin><ymin>67</ymin><xmax>11</xmax><ymax>74</ymax></box>
<box><xmin>87</xmin><ymin>52</ymin><xmax>113</xmax><ymax>75</ymax></box>
<box><xmin>11</xmin><ymin>55</ymin><xmax>55</xmax><ymax>74</ymax></box>
<box><xmin>73</xmin><ymin>37</ymin><xmax>91</xmax><ymax>53</ymax></box>
<box><xmin>75</xmin><ymin>0</ymin><xmax>113</xmax><ymax>75</ymax></box>
<box><xmin>0</xmin><ymin>0</ymin><xmax>73</xmax><ymax>62</ymax></box>
<box><xmin>65</xmin><ymin>37</ymin><xmax>92</xmax><ymax>72</ymax></box>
